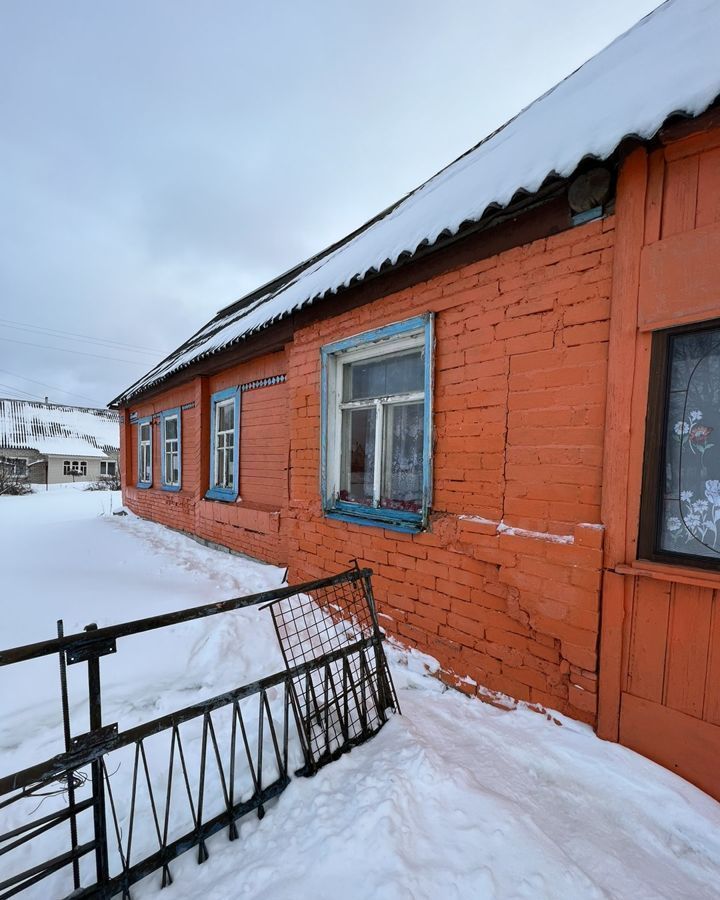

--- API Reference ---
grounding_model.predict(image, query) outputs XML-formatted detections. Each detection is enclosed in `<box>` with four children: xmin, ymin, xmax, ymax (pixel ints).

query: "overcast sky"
<box><xmin>0</xmin><ymin>1</ymin><xmax>661</xmax><ymax>407</ymax></box>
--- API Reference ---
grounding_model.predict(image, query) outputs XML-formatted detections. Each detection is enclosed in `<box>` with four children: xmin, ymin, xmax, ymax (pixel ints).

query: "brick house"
<box><xmin>112</xmin><ymin>3</ymin><xmax>720</xmax><ymax>796</ymax></box>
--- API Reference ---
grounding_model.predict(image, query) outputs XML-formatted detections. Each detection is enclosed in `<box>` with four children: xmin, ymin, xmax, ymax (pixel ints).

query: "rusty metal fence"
<box><xmin>0</xmin><ymin>568</ymin><xmax>398</xmax><ymax>899</ymax></box>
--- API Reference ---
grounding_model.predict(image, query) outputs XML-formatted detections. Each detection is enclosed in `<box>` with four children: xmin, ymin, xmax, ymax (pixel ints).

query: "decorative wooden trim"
<box><xmin>239</xmin><ymin>374</ymin><xmax>286</xmax><ymax>392</ymax></box>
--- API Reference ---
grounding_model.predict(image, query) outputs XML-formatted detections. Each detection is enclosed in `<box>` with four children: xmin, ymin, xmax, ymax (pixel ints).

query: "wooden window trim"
<box><xmin>321</xmin><ymin>314</ymin><xmax>434</xmax><ymax>532</ymax></box>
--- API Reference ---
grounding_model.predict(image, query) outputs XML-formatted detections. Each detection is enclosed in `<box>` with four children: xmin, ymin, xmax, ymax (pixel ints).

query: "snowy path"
<box><xmin>1</xmin><ymin>488</ymin><xmax>720</xmax><ymax>899</ymax></box>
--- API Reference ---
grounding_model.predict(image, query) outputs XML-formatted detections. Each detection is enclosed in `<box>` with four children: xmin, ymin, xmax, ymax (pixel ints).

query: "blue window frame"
<box><xmin>321</xmin><ymin>314</ymin><xmax>434</xmax><ymax>532</ymax></box>
<box><xmin>136</xmin><ymin>416</ymin><xmax>153</xmax><ymax>489</ymax></box>
<box><xmin>160</xmin><ymin>408</ymin><xmax>182</xmax><ymax>491</ymax></box>
<box><xmin>206</xmin><ymin>387</ymin><xmax>240</xmax><ymax>501</ymax></box>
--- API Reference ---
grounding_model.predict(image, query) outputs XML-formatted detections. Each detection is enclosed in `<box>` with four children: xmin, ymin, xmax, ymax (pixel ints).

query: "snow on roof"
<box><xmin>114</xmin><ymin>0</ymin><xmax>720</xmax><ymax>405</ymax></box>
<box><xmin>0</xmin><ymin>400</ymin><xmax>120</xmax><ymax>458</ymax></box>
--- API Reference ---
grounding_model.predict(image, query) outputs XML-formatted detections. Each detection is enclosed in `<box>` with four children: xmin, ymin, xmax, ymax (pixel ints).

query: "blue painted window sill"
<box><xmin>205</xmin><ymin>488</ymin><xmax>238</xmax><ymax>502</ymax></box>
<box><xmin>136</xmin><ymin>482</ymin><xmax>152</xmax><ymax>490</ymax></box>
<box><xmin>324</xmin><ymin>508</ymin><xmax>424</xmax><ymax>534</ymax></box>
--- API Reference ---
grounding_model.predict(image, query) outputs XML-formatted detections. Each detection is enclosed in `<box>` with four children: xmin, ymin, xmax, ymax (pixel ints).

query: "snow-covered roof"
<box><xmin>114</xmin><ymin>0</ymin><xmax>720</xmax><ymax>406</ymax></box>
<box><xmin>0</xmin><ymin>400</ymin><xmax>119</xmax><ymax>458</ymax></box>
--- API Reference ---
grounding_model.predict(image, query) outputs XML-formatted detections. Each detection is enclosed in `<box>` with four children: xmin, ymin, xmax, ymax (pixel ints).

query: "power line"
<box><xmin>0</xmin><ymin>319</ymin><xmax>163</xmax><ymax>356</ymax></box>
<box><xmin>0</xmin><ymin>316</ymin><xmax>164</xmax><ymax>354</ymax></box>
<box><xmin>0</xmin><ymin>382</ymin><xmax>44</xmax><ymax>401</ymax></box>
<box><xmin>0</xmin><ymin>368</ymin><xmax>95</xmax><ymax>404</ymax></box>
<box><xmin>0</xmin><ymin>335</ymin><xmax>151</xmax><ymax>366</ymax></box>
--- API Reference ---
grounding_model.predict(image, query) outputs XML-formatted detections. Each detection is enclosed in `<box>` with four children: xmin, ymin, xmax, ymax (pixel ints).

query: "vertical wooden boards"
<box><xmin>626</xmin><ymin>577</ymin><xmax>670</xmax><ymax>703</ymax></box>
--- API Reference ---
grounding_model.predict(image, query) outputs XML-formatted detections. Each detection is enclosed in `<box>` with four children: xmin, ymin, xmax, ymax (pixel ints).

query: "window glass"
<box><xmin>343</xmin><ymin>349</ymin><xmax>424</xmax><ymax>402</ymax></box>
<box><xmin>217</xmin><ymin>400</ymin><xmax>234</xmax><ymax>434</ymax></box>
<box><xmin>163</xmin><ymin>415</ymin><xmax>180</xmax><ymax>486</ymax></box>
<box><xmin>660</xmin><ymin>328</ymin><xmax>720</xmax><ymax>558</ymax></box>
<box><xmin>340</xmin><ymin>407</ymin><xmax>376</xmax><ymax>504</ymax></box>
<box><xmin>139</xmin><ymin>422</ymin><xmax>152</xmax><ymax>483</ymax></box>
<box><xmin>381</xmin><ymin>402</ymin><xmax>424</xmax><ymax>512</ymax></box>
<box><xmin>165</xmin><ymin>416</ymin><xmax>178</xmax><ymax>441</ymax></box>
<box><xmin>214</xmin><ymin>399</ymin><xmax>235</xmax><ymax>489</ymax></box>
<box><xmin>329</xmin><ymin>328</ymin><xmax>429</xmax><ymax>523</ymax></box>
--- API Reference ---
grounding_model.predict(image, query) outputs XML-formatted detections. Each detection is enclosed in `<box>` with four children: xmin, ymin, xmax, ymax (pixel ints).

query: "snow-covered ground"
<box><xmin>2</xmin><ymin>487</ymin><xmax>720</xmax><ymax>899</ymax></box>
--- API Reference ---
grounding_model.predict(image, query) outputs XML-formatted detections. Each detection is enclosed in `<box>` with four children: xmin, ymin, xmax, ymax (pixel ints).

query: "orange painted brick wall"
<box><xmin>121</xmin><ymin>350</ymin><xmax>289</xmax><ymax>565</ymax></box>
<box><xmin>119</xmin><ymin>215</ymin><xmax>615</xmax><ymax>725</ymax></box>
<box><xmin>285</xmin><ymin>217</ymin><xmax>616</xmax><ymax>723</ymax></box>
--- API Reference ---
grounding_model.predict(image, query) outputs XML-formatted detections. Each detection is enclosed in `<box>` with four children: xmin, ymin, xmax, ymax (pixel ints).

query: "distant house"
<box><xmin>112</xmin><ymin>4</ymin><xmax>720</xmax><ymax>798</ymax></box>
<box><xmin>0</xmin><ymin>399</ymin><xmax>120</xmax><ymax>486</ymax></box>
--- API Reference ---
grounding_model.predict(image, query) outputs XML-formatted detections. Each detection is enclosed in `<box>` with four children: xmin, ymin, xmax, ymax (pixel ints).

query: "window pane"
<box><xmin>165</xmin><ymin>416</ymin><xmax>178</xmax><ymax>440</ymax></box>
<box><xmin>339</xmin><ymin>407</ymin><xmax>375</xmax><ymax>505</ymax></box>
<box><xmin>108</xmin><ymin>462</ymin><xmax>116</xmax><ymax>475</ymax></box>
<box><xmin>166</xmin><ymin>450</ymin><xmax>179</xmax><ymax>484</ymax></box>
<box><xmin>381</xmin><ymin>402</ymin><xmax>424</xmax><ymax>512</ymax></box>
<box><xmin>217</xmin><ymin>400</ymin><xmax>234</xmax><ymax>432</ymax></box>
<box><xmin>140</xmin><ymin>423</ymin><xmax>150</xmax><ymax>442</ymax></box>
<box><xmin>659</xmin><ymin>328</ymin><xmax>720</xmax><ymax>558</ymax></box>
<box><xmin>343</xmin><ymin>349</ymin><xmax>423</xmax><ymax>401</ymax></box>
<box><xmin>225</xmin><ymin>445</ymin><xmax>233</xmax><ymax>487</ymax></box>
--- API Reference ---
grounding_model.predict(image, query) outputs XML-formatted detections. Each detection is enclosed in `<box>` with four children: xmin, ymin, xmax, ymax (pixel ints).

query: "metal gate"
<box><xmin>0</xmin><ymin>568</ymin><xmax>398</xmax><ymax>899</ymax></box>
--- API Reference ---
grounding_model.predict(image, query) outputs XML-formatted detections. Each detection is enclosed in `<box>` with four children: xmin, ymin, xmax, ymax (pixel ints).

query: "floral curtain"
<box><xmin>660</xmin><ymin>328</ymin><xmax>720</xmax><ymax>559</ymax></box>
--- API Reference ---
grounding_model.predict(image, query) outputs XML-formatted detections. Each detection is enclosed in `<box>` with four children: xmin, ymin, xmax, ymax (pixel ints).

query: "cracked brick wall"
<box><xmin>286</xmin><ymin>216</ymin><xmax>615</xmax><ymax>724</ymax></box>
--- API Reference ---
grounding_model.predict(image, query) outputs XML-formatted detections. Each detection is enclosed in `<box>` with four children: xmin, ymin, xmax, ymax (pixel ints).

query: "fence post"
<box><xmin>57</xmin><ymin>619</ymin><xmax>81</xmax><ymax>891</ymax></box>
<box><xmin>85</xmin><ymin>622</ymin><xmax>110</xmax><ymax>886</ymax></box>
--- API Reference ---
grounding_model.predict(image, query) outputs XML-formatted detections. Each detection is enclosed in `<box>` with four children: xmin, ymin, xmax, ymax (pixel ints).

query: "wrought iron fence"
<box><xmin>0</xmin><ymin>567</ymin><xmax>398</xmax><ymax>899</ymax></box>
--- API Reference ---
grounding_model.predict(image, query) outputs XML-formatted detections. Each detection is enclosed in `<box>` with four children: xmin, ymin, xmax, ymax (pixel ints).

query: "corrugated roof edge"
<box><xmin>107</xmin><ymin>174</ymin><xmax>572</xmax><ymax>408</ymax></box>
<box><xmin>0</xmin><ymin>398</ymin><xmax>119</xmax><ymax>416</ymax></box>
<box><xmin>110</xmin><ymin>0</ymin><xmax>720</xmax><ymax>408</ymax></box>
<box><xmin>110</xmin><ymin>109</ymin><xmax>718</xmax><ymax>412</ymax></box>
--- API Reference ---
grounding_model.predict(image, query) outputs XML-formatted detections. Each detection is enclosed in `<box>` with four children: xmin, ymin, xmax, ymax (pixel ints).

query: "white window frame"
<box><xmin>64</xmin><ymin>459</ymin><xmax>87</xmax><ymax>476</ymax></box>
<box><xmin>137</xmin><ymin>419</ymin><xmax>152</xmax><ymax>487</ymax></box>
<box><xmin>214</xmin><ymin>400</ymin><xmax>235</xmax><ymax>489</ymax></box>
<box><xmin>321</xmin><ymin>314</ymin><xmax>433</xmax><ymax>531</ymax></box>
<box><xmin>161</xmin><ymin>409</ymin><xmax>181</xmax><ymax>490</ymax></box>
<box><xmin>100</xmin><ymin>460</ymin><xmax>117</xmax><ymax>476</ymax></box>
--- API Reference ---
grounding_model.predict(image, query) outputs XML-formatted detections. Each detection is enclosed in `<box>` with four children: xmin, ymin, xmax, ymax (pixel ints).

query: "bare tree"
<box><xmin>0</xmin><ymin>457</ymin><xmax>31</xmax><ymax>495</ymax></box>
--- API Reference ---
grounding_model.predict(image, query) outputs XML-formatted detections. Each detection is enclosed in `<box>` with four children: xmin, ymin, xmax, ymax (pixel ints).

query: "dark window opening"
<box><xmin>639</xmin><ymin>320</ymin><xmax>720</xmax><ymax>568</ymax></box>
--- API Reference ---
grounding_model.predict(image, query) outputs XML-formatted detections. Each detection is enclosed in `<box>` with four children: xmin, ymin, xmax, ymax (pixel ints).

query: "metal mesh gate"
<box><xmin>0</xmin><ymin>568</ymin><xmax>398</xmax><ymax>899</ymax></box>
<box><xmin>267</xmin><ymin>566</ymin><xmax>399</xmax><ymax>771</ymax></box>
